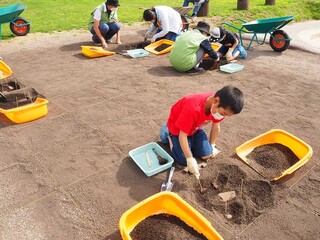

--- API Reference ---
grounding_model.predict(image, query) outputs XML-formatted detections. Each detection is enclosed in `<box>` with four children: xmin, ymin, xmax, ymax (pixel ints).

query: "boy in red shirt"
<box><xmin>160</xmin><ymin>86</ymin><xmax>244</xmax><ymax>178</ymax></box>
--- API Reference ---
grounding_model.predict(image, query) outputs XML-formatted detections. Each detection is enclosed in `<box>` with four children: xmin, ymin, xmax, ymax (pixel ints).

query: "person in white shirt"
<box><xmin>143</xmin><ymin>6</ymin><xmax>182</xmax><ymax>42</ymax></box>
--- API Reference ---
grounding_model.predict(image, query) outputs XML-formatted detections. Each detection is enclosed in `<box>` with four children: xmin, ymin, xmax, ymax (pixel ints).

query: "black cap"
<box><xmin>193</xmin><ymin>21</ymin><xmax>211</xmax><ymax>36</ymax></box>
<box><xmin>106</xmin><ymin>0</ymin><xmax>120</xmax><ymax>6</ymax></box>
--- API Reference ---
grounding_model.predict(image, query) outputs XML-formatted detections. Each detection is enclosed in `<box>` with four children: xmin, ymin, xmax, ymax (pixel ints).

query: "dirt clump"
<box><xmin>246</xmin><ymin>143</ymin><xmax>299</xmax><ymax>179</ymax></box>
<box><xmin>130</xmin><ymin>214</ymin><xmax>207</xmax><ymax>240</ymax></box>
<box><xmin>196</xmin><ymin>164</ymin><xmax>273</xmax><ymax>225</ymax></box>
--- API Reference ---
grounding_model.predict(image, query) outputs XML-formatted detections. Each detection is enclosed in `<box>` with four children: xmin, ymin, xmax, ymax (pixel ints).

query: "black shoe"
<box><xmin>186</xmin><ymin>67</ymin><xmax>205</xmax><ymax>74</ymax></box>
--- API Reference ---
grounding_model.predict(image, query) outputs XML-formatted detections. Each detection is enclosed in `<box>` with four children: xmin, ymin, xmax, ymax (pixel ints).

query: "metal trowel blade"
<box><xmin>160</xmin><ymin>167</ymin><xmax>175</xmax><ymax>192</ymax></box>
<box><xmin>161</xmin><ymin>181</ymin><xmax>174</xmax><ymax>192</ymax></box>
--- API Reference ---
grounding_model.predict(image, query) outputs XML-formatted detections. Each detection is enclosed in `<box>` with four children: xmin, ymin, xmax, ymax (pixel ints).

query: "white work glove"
<box><xmin>211</xmin><ymin>144</ymin><xmax>221</xmax><ymax>158</ymax></box>
<box><xmin>187</xmin><ymin>157</ymin><xmax>200</xmax><ymax>179</ymax></box>
<box><xmin>226</xmin><ymin>48</ymin><xmax>234</xmax><ymax>61</ymax></box>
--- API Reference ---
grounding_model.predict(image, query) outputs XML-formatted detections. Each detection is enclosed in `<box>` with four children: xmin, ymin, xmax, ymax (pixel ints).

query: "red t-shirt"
<box><xmin>167</xmin><ymin>92</ymin><xmax>224</xmax><ymax>136</ymax></box>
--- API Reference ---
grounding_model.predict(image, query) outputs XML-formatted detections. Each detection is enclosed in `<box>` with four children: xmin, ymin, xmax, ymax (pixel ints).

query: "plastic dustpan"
<box><xmin>129</xmin><ymin>142</ymin><xmax>173</xmax><ymax>177</ymax></box>
<box><xmin>0</xmin><ymin>97</ymin><xmax>48</xmax><ymax>123</ymax></box>
<box><xmin>0</xmin><ymin>59</ymin><xmax>13</xmax><ymax>79</ymax></box>
<box><xmin>236</xmin><ymin>129</ymin><xmax>313</xmax><ymax>181</ymax></box>
<box><xmin>81</xmin><ymin>46</ymin><xmax>115</xmax><ymax>58</ymax></box>
<box><xmin>144</xmin><ymin>39</ymin><xmax>174</xmax><ymax>55</ymax></box>
<box><xmin>220</xmin><ymin>63</ymin><xmax>244</xmax><ymax>74</ymax></box>
<box><xmin>119</xmin><ymin>191</ymin><xmax>223</xmax><ymax>240</ymax></box>
<box><xmin>204</xmin><ymin>43</ymin><xmax>221</xmax><ymax>58</ymax></box>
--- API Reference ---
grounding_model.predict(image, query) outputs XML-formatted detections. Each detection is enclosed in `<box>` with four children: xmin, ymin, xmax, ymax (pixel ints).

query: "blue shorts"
<box><xmin>170</xmin><ymin>129</ymin><xmax>213</xmax><ymax>166</ymax></box>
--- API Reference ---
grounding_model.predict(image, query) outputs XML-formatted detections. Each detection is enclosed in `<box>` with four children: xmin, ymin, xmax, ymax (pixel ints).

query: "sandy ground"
<box><xmin>0</xmin><ymin>23</ymin><xmax>319</xmax><ymax>240</ymax></box>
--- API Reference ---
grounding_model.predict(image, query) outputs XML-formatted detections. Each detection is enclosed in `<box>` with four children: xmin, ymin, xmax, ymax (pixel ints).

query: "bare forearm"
<box><xmin>179</xmin><ymin>131</ymin><xmax>192</xmax><ymax>159</ymax></box>
<box><xmin>210</xmin><ymin>123</ymin><xmax>220</xmax><ymax>144</ymax></box>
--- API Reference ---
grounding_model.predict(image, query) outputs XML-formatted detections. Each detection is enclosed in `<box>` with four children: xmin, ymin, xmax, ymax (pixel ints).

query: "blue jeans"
<box><xmin>218</xmin><ymin>44</ymin><xmax>247</xmax><ymax>59</ymax></box>
<box><xmin>170</xmin><ymin>129</ymin><xmax>213</xmax><ymax>166</ymax></box>
<box><xmin>183</xmin><ymin>0</ymin><xmax>203</xmax><ymax>15</ymax></box>
<box><xmin>155</xmin><ymin>29</ymin><xmax>179</xmax><ymax>42</ymax></box>
<box><xmin>90</xmin><ymin>22</ymin><xmax>121</xmax><ymax>42</ymax></box>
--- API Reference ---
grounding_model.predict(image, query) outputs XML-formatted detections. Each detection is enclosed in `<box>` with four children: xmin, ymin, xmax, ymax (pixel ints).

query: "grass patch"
<box><xmin>0</xmin><ymin>0</ymin><xmax>319</xmax><ymax>39</ymax></box>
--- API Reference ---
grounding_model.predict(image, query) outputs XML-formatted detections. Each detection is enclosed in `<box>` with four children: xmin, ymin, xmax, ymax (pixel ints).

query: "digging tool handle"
<box><xmin>165</xmin><ymin>166</ymin><xmax>175</xmax><ymax>184</ymax></box>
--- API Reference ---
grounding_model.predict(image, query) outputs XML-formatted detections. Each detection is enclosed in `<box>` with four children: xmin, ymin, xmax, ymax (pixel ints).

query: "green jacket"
<box><xmin>88</xmin><ymin>4</ymin><xmax>117</xmax><ymax>31</ymax></box>
<box><xmin>169</xmin><ymin>29</ymin><xmax>207</xmax><ymax>72</ymax></box>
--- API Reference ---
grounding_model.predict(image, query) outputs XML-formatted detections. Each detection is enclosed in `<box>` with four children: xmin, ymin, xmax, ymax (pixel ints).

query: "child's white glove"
<box><xmin>186</xmin><ymin>157</ymin><xmax>200</xmax><ymax>179</ymax></box>
<box><xmin>211</xmin><ymin>144</ymin><xmax>221</xmax><ymax>158</ymax></box>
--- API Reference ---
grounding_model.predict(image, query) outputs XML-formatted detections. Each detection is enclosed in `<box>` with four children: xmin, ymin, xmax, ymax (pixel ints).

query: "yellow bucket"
<box><xmin>236</xmin><ymin>129</ymin><xmax>313</xmax><ymax>181</ymax></box>
<box><xmin>81</xmin><ymin>46</ymin><xmax>115</xmax><ymax>58</ymax></box>
<box><xmin>0</xmin><ymin>97</ymin><xmax>49</xmax><ymax>124</ymax></box>
<box><xmin>119</xmin><ymin>191</ymin><xmax>223</xmax><ymax>240</ymax></box>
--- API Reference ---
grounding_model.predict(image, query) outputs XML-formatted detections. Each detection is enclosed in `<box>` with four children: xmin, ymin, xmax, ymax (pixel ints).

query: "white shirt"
<box><xmin>93</xmin><ymin>3</ymin><xmax>107</xmax><ymax>21</ymax></box>
<box><xmin>147</xmin><ymin>6</ymin><xmax>182</xmax><ymax>40</ymax></box>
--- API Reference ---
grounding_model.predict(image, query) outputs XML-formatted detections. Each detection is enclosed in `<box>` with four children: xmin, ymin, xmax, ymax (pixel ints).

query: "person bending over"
<box><xmin>143</xmin><ymin>6</ymin><xmax>182</xmax><ymax>42</ymax></box>
<box><xmin>160</xmin><ymin>86</ymin><xmax>244</xmax><ymax>179</ymax></box>
<box><xmin>169</xmin><ymin>21</ymin><xmax>219</xmax><ymax>73</ymax></box>
<box><xmin>211</xmin><ymin>26</ymin><xmax>247</xmax><ymax>62</ymax></box>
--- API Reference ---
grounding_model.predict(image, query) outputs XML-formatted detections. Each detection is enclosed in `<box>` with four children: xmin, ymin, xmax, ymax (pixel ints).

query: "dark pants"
<box><xmin>90</xmin><ymin>22</ymin><xmax>121</xmax><ymax>42</ymax></box>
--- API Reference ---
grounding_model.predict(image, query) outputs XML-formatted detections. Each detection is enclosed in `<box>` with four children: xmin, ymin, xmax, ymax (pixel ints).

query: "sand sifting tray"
<box><xmin>81</xmin><ymin>46</ymin><xmax>115</xmax><ymax>58</ymax></box>
<box><xmin>129</xmin><ymin>142</ymin><xmax>173</xmax><ymax>177</ymax></box>
<box><xmin>0</xmin><ymin>97</ymin><xmax>48</xmax><ymax>124</ymax></box>
<box><xmin>144</xmin><ymin>39</ymin><xmax>174</xmax><ymax>55</ymax></box>
<box><xmin>119</xmin><ymin>191</ymin><xmax>223</xmax><ymax>240</ymax></box>
<box><xmin>236</xmin><ymin>129</ymin><xmax>313</xmax><ymax>181</ymax></box>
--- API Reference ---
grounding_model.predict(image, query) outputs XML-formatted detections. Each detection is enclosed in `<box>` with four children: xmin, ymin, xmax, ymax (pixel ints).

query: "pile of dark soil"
<box><xmin>154</xmin><ymin>43</ymin><xmax>172</xmax><ymax>52</ymax></box>
<box><xmin>130</xmin><ymin>214</ymin><xmax>207</xmax><ymax>240</ymax></box>
<box><xmin>246</xmin><ymin>143</ymin><xmax>299</xmax><ymax>179</ymax></box>
<box><xmin>113</xmin><ymin>41</ymin><xmax>150</xmax><ymax>54</ymax></box>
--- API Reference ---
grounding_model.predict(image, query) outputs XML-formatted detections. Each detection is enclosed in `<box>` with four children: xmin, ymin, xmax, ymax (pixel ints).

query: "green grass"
<box><xmin>0</xmin><ymin>0</ymin><xmax>319</xmax><ymax>39</ymax></box>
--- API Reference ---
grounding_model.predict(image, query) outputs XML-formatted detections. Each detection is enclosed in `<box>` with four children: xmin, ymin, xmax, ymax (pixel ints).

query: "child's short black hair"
<box><xmin>214</xmin><ymin>86</ymin><xmax>244</xmax><ymax>114</ymax></box>
<box><xmin>143</xmin><ymin>9</ymin><xmax>155</xmax><ymax>21</ymax></box>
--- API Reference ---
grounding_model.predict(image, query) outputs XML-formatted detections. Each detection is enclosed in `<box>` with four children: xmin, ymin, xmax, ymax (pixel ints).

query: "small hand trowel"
<box><xmin>161</xmin><ymin>166</ymin><xmax>175</xmax><ymax>192</ymax></box>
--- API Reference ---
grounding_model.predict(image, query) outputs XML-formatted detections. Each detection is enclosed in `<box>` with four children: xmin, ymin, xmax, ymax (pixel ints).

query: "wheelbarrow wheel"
<box><xmin>269</xmin><ymin>30</ymin><xmax>290</xmax><ymax>52</ymax></box>
<box><xmin>10</xmin><ymin>17</ymin><xmax>30</xmax><ymax>36</ymax></box>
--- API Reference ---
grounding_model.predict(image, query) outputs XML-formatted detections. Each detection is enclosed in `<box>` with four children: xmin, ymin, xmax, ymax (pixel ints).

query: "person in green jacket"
<box><xmin>88</xmin><ymin>0</ymin><xmax>122</xmax><ymax>49</ymax></box>
<box><xmin>169</xmin><ymin>21</ymin><xmax>219</xmax><ymax>73</ymax></box>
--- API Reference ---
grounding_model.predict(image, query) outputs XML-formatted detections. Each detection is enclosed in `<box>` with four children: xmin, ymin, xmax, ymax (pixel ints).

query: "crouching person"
<box><xmin>169</xmin><ymin>21</ymin><xmax>219</xmax><ymax>74</ymax></box>
<box><xmin>211</xmin><ymin>26</ymin><xmax>247</xmax><ymax>62</ymax></box>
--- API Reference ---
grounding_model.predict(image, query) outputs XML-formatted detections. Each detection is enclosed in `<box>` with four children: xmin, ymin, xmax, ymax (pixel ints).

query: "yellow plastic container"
<box><xmin>0</xmin><ymin>60</ymin><xmax>13</xmax><ymax>79</ymax></box>
<box><xmin>204</xmin><ymin>43</ymin><xmax>221</xmax><ymax>58</ymax></box>
<box><xmin>0</xmin><ymin>97</ymin><xmax>49</xmax><ymax>124</ymax></box>
<box><xmin>81</xmin><ymin>46</ymin><xmax>115</xmax><ymax>58</ymax></box>
<box><xmin>119</xmin><ymin>191</ymin><xmax>223</xmax><ymax>240</ymax></box>
<box><xmin>236</xmin><ymin>129</ymin><xmax>313</xmax><ymax>181</ymax></box>
<box><xmin>144</xmin><ymin>39</ymin><xmax>174</xmax><ymax>55</ymax></box>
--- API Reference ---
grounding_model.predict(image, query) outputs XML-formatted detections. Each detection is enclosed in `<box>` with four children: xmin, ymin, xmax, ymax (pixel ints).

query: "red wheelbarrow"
<box><xmin>222</xmin><ymin>16</ymin><xmax>294</xmax><ymax>52</ymax></box>
<box><xmin>0</xmin><ymin>3</ymin><xmax>31</xmax><ymax>39</ymax></box>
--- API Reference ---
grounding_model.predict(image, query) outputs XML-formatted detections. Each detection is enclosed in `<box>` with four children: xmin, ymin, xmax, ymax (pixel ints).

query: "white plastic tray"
<box><xmin>220</xmin><ymin>63</ymin><xmax>244</xmax><ymax>73</ymax></box>
<box><xmin>126</xmin><ymin>49</ymin><xmax>149</xmax><ymax>58</ymax></box>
